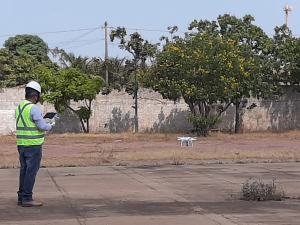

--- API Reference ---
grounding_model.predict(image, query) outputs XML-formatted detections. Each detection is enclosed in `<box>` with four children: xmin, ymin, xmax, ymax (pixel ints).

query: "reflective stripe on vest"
<box><xmin>15</xmin><ymin>100</ymin><xmax>45</xmax><ymax>146</ymax></box>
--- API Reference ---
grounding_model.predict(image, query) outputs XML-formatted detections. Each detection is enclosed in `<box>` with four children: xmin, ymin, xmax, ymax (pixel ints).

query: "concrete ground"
<box><xmin>1</xmin><ymin>163</ymin><xmax>300</xmax><ymax>225</ymax></box>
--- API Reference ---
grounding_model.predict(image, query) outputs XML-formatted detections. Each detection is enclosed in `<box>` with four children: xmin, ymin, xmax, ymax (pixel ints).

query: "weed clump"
<box><xmin>241</xmin><ymin>178</ymin><xmax>285</xmax><ymax>201</ymax></box>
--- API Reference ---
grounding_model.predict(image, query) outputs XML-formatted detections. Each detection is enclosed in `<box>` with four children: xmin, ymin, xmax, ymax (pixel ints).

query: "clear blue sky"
<box><xmin>0</xmin><ymin>0</ymin><xmax>299</xmax><ymax>60</ymax></box>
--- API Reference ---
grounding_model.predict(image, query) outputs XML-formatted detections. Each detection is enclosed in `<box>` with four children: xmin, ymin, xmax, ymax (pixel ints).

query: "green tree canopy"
<box><xmin>90</xmin><ymin>56</ymin><xmax>133</xmax><ymax>91</ymax></box>
<box><xmin>0</xmin><ymin>49</ymin><xmax>39</xmax><ymax>87</ymax></box>
<box><xmin>188</xmin><ymin>14</ymin><xmax>281</xmax><ymax>133</ymax></box>
<box><xmin>39</xmin><ymin>67</ymin><xmax>105</xmax><ymax>133</ymax></box>
<box><xmin>0</xmin><ymin>35</ymin><xmax>58</xmax><ymax>87</ymax></box>
<box><xmin>4</xmin><ymin>35</ymin><xmax>50</xmax><ymax>63</ymax></box>
<box><xmin>271</xmin><ymin>25</ymin><xmax>300</xmax><ymax>86</ymax></box>
<box><xmin>141</xmin><ymin>14</ymin><xmax>281</xmax><ymax>135</ymax></box>
<box><xmin>51</xmin><ymin>48</ymin><xmax>92</xmax><ymax>73</ymax></box>
<box><xmin>142</xmin><ymin>32</ymin><xmax>253</xmax><ymax>135</ymax></box>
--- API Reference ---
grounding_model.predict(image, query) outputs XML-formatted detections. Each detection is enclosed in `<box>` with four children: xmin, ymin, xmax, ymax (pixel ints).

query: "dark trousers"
<box><xmin>17</xmin><ymin>145</ymin><xmax>42</xmax><ymax>203</ymax></box>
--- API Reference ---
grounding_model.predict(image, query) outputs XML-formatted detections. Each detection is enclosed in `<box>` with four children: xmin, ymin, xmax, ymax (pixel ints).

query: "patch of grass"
<box><xmin>42</xmin><ymin>130</ymin><xmax>300</xmax><ymax>146</ymax></box>
<box><xmin>210</xmin><ymin>130</ymin><xmax>300</xmax><ymax>140</ymax></box>
<box><xmin>2</xmin><ymin>131</ymin><xmax>300</xmax><ymax>168</ymax></box>
<box><xmin>2</xmin><ymin>148</ymin><xmax>300</xmax><ymax>169</ymax></box>
<box><xmin>0</xmin><ymin>135</ymin><xmax>16</xmax><ymax>144</ymax></box>
<box><xmin>112</xmin><ymin>149</ymin><xmax>300</xmax><ymax>162</ymax></box>
<box><xmin>43</xmin><ymin>133</ymin><xmax>177</xmax><ymax>145</ymax></box>
<box><xmin>2</xmin><ymin>130</ymin><xmax>300</xmax><ymax>146</ymax></box>
<box><xmin>241</xmin><ymin>178</ymin><xmax>285</xmax><ymax>201</ymax></box>
<box><xmin>0</xmin><ymin>157</ymin><xmax>19</xmax><ymax>169</ymax></box>
<box><xmin>0</xmin><ymin>133</ymin><xmax>178</xmax><ymax>145</ymax></box>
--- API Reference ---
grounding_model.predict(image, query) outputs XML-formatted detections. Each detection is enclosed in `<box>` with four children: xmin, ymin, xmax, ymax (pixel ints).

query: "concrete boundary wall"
<box><xmin>1</xmin><ymin>86</ymin><xmax>299</xmax><ymax>134</ymax></box>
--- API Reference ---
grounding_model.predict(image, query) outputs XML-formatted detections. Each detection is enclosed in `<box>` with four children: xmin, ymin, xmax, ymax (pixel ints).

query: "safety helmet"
<box><xmin>26</xmin><ymin>81</ymin><xmax>41</xmax><ymax>93</ymax></box>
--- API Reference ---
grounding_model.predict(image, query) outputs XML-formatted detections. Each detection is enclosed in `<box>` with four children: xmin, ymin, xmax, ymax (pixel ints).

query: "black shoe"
<box><xmin>18</xmin><ymin>201</ymin><xmax>22</xmax><ymax>205</ymax></box>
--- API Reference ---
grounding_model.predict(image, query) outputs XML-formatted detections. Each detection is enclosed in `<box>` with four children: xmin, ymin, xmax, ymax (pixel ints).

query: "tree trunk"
<box><xmin>86</xmin><ymin>119</ymin><xmax>90</xmax><ymax>133</ymax></box>
<box><xmin>79</xmin><ymin>118</ymin><xmax>87</xmax><ymax>133</ymax></box>
<box><xmin>187</xmin><ymin>102</ymin><xmax>195</xmax><ymax>115</ymax></box>
<box><xmin>67</xmin><ymin>105</ymin><xmax>88</xmax><ymax>133</ymax></box>
<box><xmin>134</xmin><ymin>59</ymin><xmax>139</xmax><ymax>133</ymax></box>
<box><xmin>235</xmin><ymin>102</ymin><xmax>240</xmax><ymax>134</ymax></box>
<box><xmin>86</xmin><ymin>99</ymin><xmax>91</xmax><ymax>133</ymax></box>
<box><xmin>134</xmin><ymin>87</ymin><xmax>138</xmax><ymax>133</ymax></box>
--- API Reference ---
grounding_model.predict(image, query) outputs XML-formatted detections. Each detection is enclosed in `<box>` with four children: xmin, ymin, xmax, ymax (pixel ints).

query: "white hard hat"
<box><xmin>26</xmin><ymin>81</ymin><xmax>41</xmax><ymax>93</ymax></box>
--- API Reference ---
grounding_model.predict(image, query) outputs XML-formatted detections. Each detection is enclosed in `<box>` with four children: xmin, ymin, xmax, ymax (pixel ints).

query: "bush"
<box><xmin>187</xmin><ymin>114</ymin><xmax>221</xmax><ymax>137</ymax></box>
<box><xmin>241</xmin><ymin>178</ymin><xmax>285</xmax><ymax>201</ymax></box>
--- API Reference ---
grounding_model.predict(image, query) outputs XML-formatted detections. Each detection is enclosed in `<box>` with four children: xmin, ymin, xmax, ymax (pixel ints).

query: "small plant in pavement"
<box><xmin>241</xmin><ymin>177</ymin><xmax>285</xmax><ymax>201</ymax></box>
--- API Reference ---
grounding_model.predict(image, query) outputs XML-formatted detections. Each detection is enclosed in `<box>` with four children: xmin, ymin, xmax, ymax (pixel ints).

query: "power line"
<box><xmin>54</xmin><ymin>26</ymin><xmax>102</xmax><ymax>48</ymax></box>
<box><xmin>48</xmin><ymin>38</ymin><xmax>104</xmax><ymax>45</ymax></box>
<box><xmin>0</xmin><ymin>27</ymin><xmax>103</xmax><ymax>38</ymax></box>
<box><xmin>109</xmin><ymin>26</ymin><xmax>187</xmax><ymax>34</ymax></box>
<box><xmin>0</xmin><ymin>26</ymin><xmax>178</xmax><ymax>39</ymax></box>
<box><xmin>63</xmin><ymin>39</ymin><xmax>105</xmax><ymax>50</ymax></box>
<box><xmin>2</xmin><ymin>24</ymin><xmax>300</xmax><ymax>44</ymax></box>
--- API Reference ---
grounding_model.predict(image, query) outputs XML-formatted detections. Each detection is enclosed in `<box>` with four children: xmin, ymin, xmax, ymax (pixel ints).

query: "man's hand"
<box><xmin>49</xmin><ymin>121</ymin><xmax>55</xmax><ymax>130</ymax></box>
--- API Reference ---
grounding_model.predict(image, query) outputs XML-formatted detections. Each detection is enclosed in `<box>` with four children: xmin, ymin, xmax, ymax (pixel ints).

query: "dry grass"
<box><xmin>210</xmin><ymin>130</ymin><xmax>300</xmax><ymax>140</ymax></box>
<box><xmin>2</xmin><ymin>131</ymin><xmax>300</xmax><ymax>168</ymax></box>
<box><xmin>0</xmin><ymin>135</ymin><xmax>16</xmax><ymax>144</ymax></box>
<box><xmin>39</xmin><ymin>148</ymin><xmax>300</xmax><ymax>167</ymax></box>
<box><xmin>114</xmin><ymin>149</ymin><xmax>300</xmax><ymax>161</ymax></box>
<box><xmin>2</xmin><ymin>129</ymin><xmax>300</xmax><ymax>145</ymax></box>
<box><xmin>0</xmin><ymin>133</ymin><xmax>177</xmax><ymax>145</ymax></box>
<box><xmin>1</xmin><ymin>148</ymin><xmax>300</xmax><ymax>169</ymax></box>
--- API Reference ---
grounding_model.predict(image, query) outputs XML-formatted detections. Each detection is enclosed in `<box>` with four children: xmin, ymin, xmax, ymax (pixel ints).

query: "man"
<box><xmin>15</xmin><ymin>81</ymin><xmax>55</xmax><ymax>207</ymax></box>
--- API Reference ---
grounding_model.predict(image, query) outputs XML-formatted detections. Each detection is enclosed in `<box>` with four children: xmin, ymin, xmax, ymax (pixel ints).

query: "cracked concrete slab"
<box><xmin>1</xmin><ymin>163</ymin><xmax>300</xmax><ymax>224</ymax></box>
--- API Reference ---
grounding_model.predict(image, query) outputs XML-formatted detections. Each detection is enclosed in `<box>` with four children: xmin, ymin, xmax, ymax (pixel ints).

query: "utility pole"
<box><xmin>104</xmin><ymin>21</ymin><xmax>109</xmax><ymax>87</ymax></box>
<box><xmin>283</xmin><ymin>4</ymin><xmax>292</xmax><ymax>27</ymax></box>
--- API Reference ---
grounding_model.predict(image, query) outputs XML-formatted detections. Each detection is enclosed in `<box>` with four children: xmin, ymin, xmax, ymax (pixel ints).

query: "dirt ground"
<box><xmin>1</xmin><ymin>131</ymin><xmax>300</xmax><ymax>168</ymax></box>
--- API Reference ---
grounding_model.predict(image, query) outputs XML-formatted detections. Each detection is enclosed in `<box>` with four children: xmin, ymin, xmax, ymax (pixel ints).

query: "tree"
<box><xmin>0</xmin><ymin>35</ymin><xmax>58</xmax><ymax>87</ymax></box>
<box><xmin>110</xmin><ymin>27</ymin><xmax>159</xmax><ymax>132</ymax></box>
<box><xmin>141</xmin><ymin>16</ymin><xmax>280</xmax><ymax>136</ymax></box>
<box><xmin>52</xmin><ymin>48</ymin><xmax>133</xmax><ymax>93</ymax></box>
<box><xmin>188</xmin><ymin>14</ymin><xmax>281</xmax><ymax>133</ymax></box>
<box><xmin>272</xmin><ymin>25</ymin><xmax>300</xmax><ymax>86</ymax></box>
<box><xmin>142</xmin><ymin>32</ymin><xmax>254</xmax><ymax>136</ymax></box>
<box><xmin>51</xmin><ymin>48</ymin><xmax>92</xmax><ymax>73</ymax></box>
<box><xmin>4</xmin><ymin>35</ymin><xmax>50</xmax><ymax>63</ymax></box>
<box><xmin>39</xmin><ymin>67</ymin><xmax>105</xmax><ymax>133</ymax></box>
<box><xmin>0</xmin><ymin>49</ymin><xmax>39</xmax><ymax>87</ymax></box>
<box><xmin>90</xmin><ymin>56</ymin><xmax>132</xmax><ymax>91</ymax></box>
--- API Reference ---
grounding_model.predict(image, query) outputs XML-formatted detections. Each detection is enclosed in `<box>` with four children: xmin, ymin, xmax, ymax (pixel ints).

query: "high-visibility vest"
<box><xmin>15</xmin><ymin>100</ymin><xmax>45</xmax><ymax>146</ymax></box>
